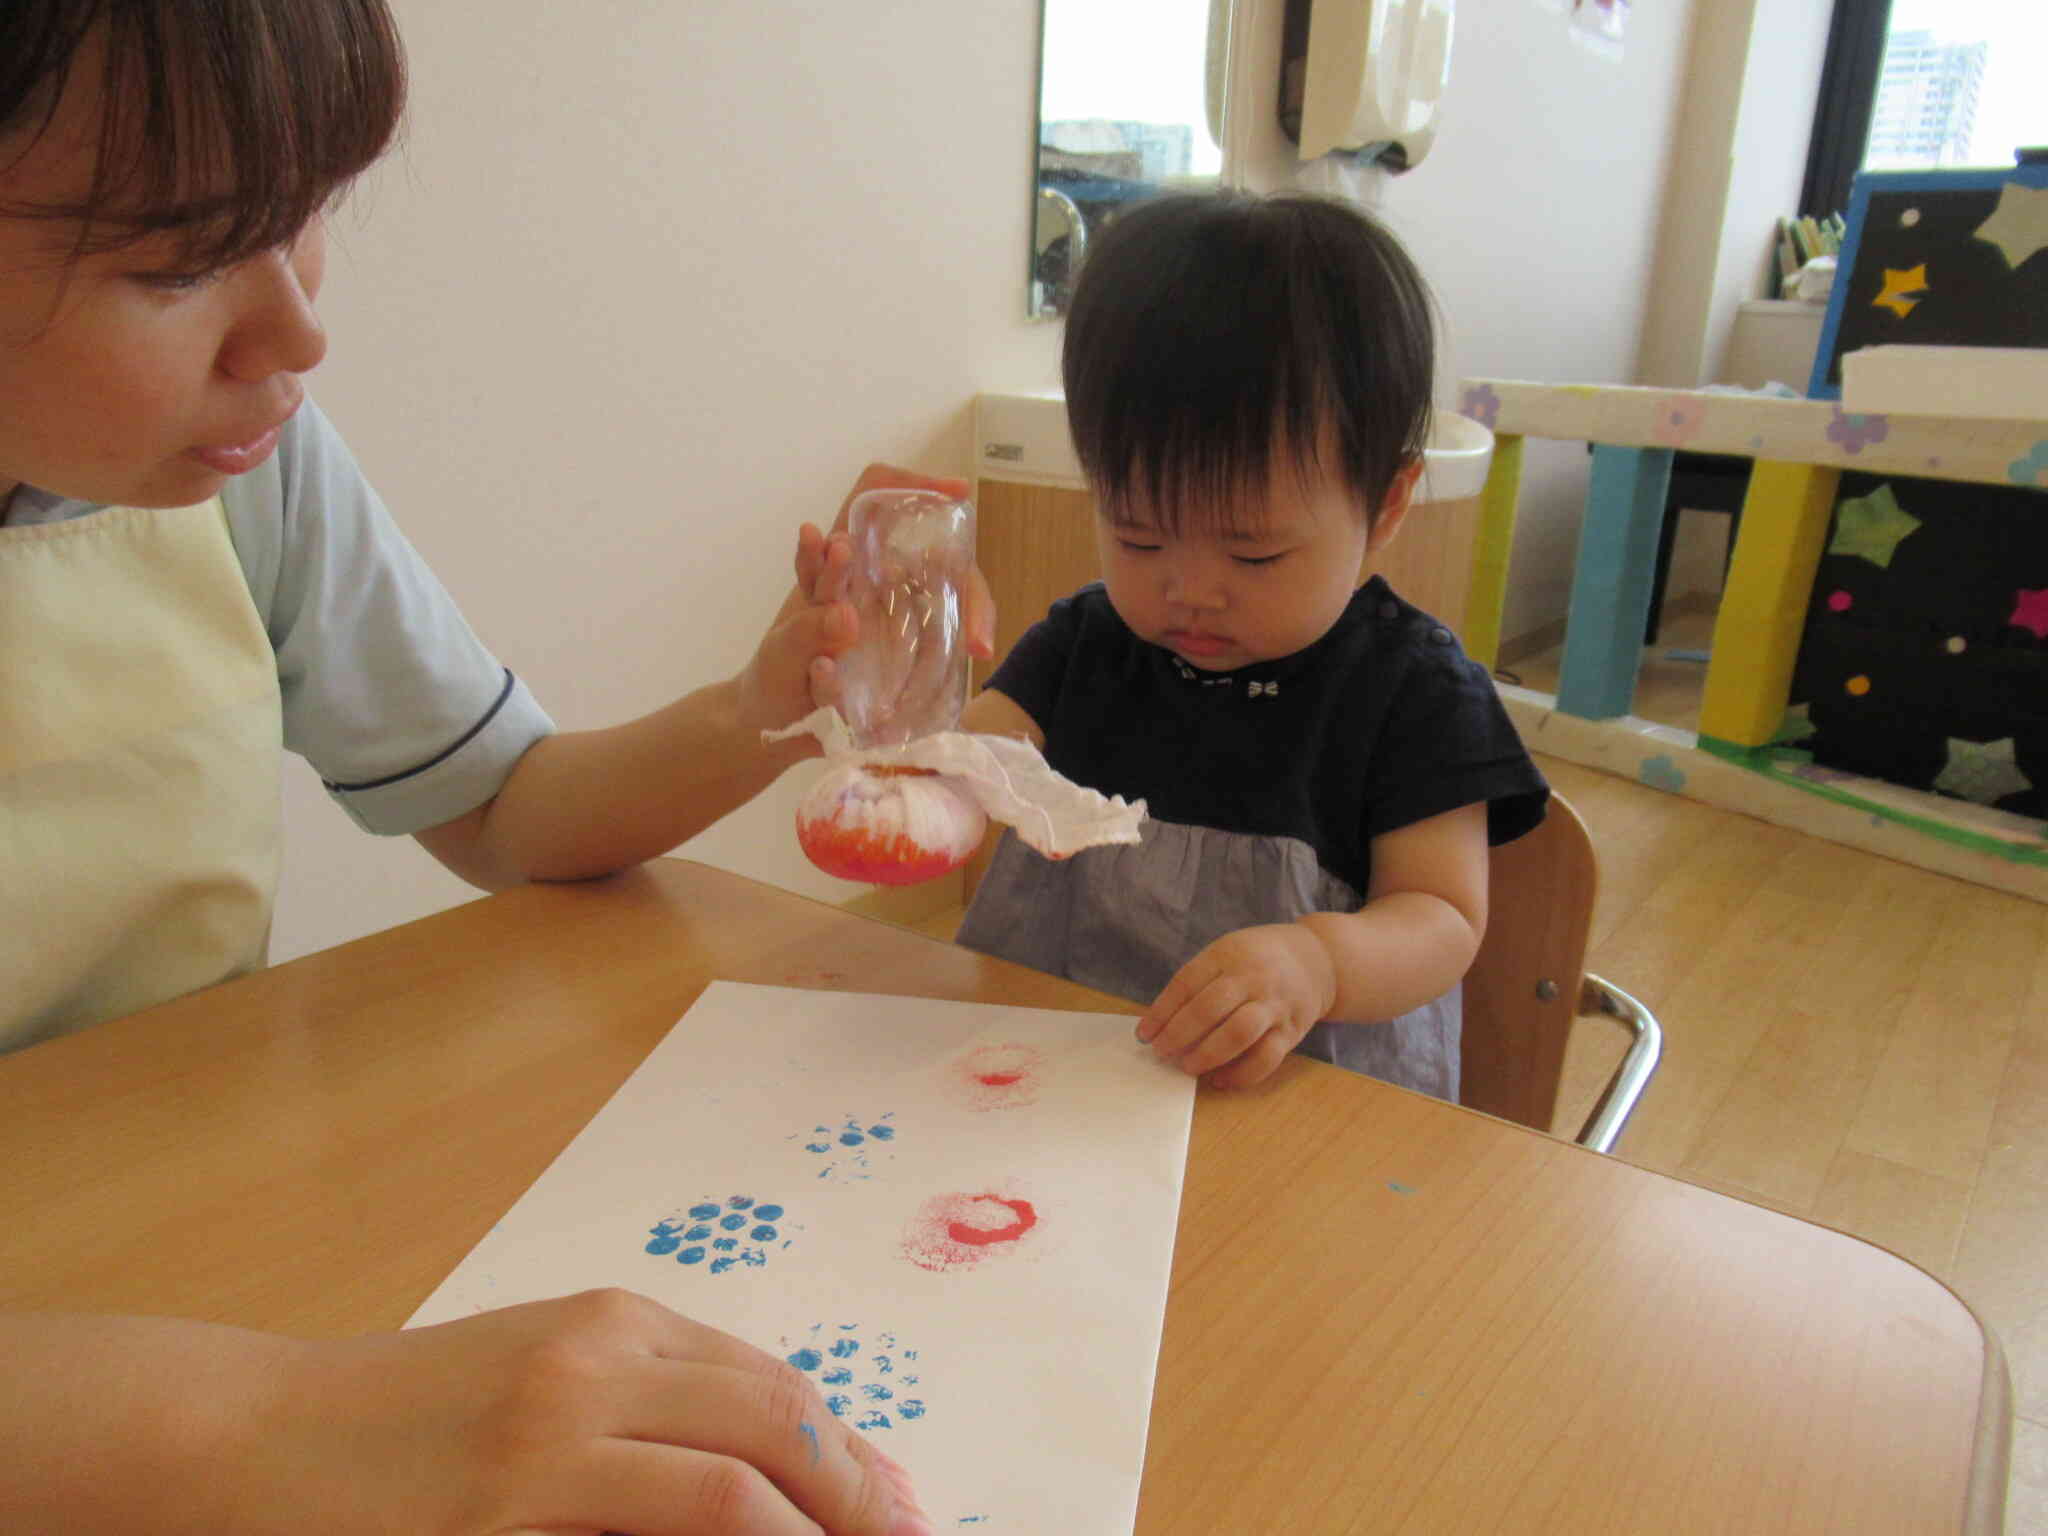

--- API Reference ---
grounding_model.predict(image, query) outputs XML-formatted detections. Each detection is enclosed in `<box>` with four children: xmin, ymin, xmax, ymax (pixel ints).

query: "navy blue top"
<box><xmin>983</xmin><ymin>578</ymin><xmax>1548</xmax><ymax>896</ymax></box>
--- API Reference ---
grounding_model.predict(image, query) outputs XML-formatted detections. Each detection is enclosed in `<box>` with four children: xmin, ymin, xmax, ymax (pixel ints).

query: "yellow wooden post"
<box><xmin>1464</xmin><ymin>433</ymin><xmax>1523</xmax><ymax>671</ymax></box>
<box><xmin>1698</xmin><ymin>459</ymin><xmax>1841</xmax><ymax>748</ymax></box>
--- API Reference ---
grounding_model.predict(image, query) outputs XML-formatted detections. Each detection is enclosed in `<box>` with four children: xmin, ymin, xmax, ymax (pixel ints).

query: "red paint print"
<box><xmin>902</xmin><ymin>1191</ymin><xmax>1043</xmax><ymax>1272</ymax></box>
<box><xmin>947</xmin><ymin>1043</ymin><xmax>1044</xmax><ymax>1110</ymax></box>
<box><xmin>945</xmin><ymin>1196</ymin><xmax>1036</xmax><ymax>1247</ymax></box>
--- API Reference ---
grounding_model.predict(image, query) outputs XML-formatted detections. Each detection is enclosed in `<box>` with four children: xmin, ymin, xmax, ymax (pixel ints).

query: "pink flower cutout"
<box><xmin>2010</xmin><ymin>588</ymin><xmax>2048</xmax><ymax>640</ymax></box>
<box><xmin>1651</xmin><ymin>395</ymin><xmax>1707</xmax><ymax>448</ymax></box>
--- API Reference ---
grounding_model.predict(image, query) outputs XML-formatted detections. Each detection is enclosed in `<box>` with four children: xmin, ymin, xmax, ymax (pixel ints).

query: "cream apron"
<box><xmin>0</xmin><ymin>500</ymin><xmax>281</xmax><ymax>1052</ymax></box>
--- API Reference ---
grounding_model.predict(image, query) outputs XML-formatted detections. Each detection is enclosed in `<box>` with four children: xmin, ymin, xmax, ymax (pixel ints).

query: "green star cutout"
<box><xmin>1828</xmin><ymin>483</ymin><xmax>1920</xmax><ymax>569</ymax></box>
<box><xmin>1934</xmin><ymin>737</ymin><xmax>2032</xmax><ymax>807</ymax></box>
<box><xmin>1972</xmin><ymin>181</ymin><xmax>2048</xmax><ymax>270</ymax></box>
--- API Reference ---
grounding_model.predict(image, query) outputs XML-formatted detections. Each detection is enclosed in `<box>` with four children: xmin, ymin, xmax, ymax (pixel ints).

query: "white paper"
<box><xmin>408</xmin><ymin>981</ymin><xmax>1196</xmax><ymax>1533</ymax></box>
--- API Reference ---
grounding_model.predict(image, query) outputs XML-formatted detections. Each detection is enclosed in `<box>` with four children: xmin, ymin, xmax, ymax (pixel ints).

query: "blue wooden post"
<box><xmin>1556</xmin><ymin>444</ymin><xmax>1674</xmax><ymax>720</ymax></box>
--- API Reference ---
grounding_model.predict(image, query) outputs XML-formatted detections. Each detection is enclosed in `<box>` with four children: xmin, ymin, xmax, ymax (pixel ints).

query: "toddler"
<box><xmin>957</xmin><ymin>191</ymin><xmax>1548</xmax><ymax>1097</ymax></box>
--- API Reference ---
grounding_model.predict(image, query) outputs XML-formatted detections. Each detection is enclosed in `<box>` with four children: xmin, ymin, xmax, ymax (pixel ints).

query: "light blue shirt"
<box><xmin>5</xmin><ymin>398</ymin><xmax>554</xmax><ymax>834</ymax></box>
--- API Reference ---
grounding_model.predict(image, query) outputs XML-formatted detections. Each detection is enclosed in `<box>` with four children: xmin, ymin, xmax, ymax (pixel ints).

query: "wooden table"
<box><xmin>0</xmin><ymin>860</ymin><xmax>2011</xmax><ymax>1533</ymax></box>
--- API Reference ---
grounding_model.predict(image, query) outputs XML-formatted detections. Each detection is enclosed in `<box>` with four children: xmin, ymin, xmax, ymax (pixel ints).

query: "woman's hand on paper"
<box><xmin>0</xmin><ymin>1293</ymin><xmax>933</xmax><ymax>1536</ymax></box>
<box><xmin>1136</xmin><ymin>923</ymin><xmax>1338</xmax><ymax>1089</ymax></box>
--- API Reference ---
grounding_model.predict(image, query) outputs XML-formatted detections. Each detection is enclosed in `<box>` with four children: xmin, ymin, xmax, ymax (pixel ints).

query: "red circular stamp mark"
<box><xmin>947</xmin><ymin>1043</ymin><xmax>1044</xmax><ymax>1110</ymax></box>
<box><xmin>902</xmin><ymin>1191</ymin><xmax>1041</xmax><ymax>1273</ymax></box>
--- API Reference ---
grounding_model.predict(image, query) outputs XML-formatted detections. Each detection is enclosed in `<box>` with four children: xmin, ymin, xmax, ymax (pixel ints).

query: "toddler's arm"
<box><xmin>1138</xmin><ymin>802</ymin><xmax>1489</xmax><ymax>1089</ymax></box>
<box><xmin>414</xmin><ymin>464</ymin><xmax>993</xmax><ymax>889</ymax></box>
<box><xmin>0</xmin><ymin>1291</ymin><xmax>928</xmax><ymax>1536</ymax></box>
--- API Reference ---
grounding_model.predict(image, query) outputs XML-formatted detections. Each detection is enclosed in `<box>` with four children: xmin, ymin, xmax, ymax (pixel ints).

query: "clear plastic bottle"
<box><xmin>835</xmin><ymin>488</ymin><xmax>977</xmax><ymax>748</ymax></box>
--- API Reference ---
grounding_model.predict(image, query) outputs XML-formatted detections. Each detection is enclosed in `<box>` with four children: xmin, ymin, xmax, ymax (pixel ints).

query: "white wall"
<box><xmin>1637</xmin><ymin>0</ymin><xmax>1831</xmax><ymax>389</ymax></box>
<box><xmin>274</xmin><ymin>0</ymin><xmax>1059</xmax><ymax>962</ymax></box>
<box><xmin>276</xmin><ymin>0</ymin><xmax>1815</xmax><ymax>963</ymax></box>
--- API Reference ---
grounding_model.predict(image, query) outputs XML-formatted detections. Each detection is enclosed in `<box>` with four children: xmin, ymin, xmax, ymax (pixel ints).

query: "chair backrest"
<box><xmin>1458</xmin><ymin>792</ymin><xmax>1600</xmax><ymax>1134</ymax></box>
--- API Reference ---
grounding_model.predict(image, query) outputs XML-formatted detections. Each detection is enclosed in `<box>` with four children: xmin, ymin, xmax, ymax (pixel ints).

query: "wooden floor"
<box><xmin>896</xmin><ymin>619</ymin><xmax>2048</xmax><ymax>1526</ymax></box>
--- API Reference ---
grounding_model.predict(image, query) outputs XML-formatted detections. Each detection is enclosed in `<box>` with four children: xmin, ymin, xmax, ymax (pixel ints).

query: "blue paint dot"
<box><xmin>709</xmin><ymin>1256</ymin><xmax>736</xmax><ymax>1275</ymax></box>
<box><xmin>899</xmin><ymin>1400</ymin><xmax>926</xmax><ymax>1420</ymax></box>
<box><xmin>727</xmin><ymin>1195</ymin><xmax>755</xmax><ymax>1210</ymax></box>
<box><xmin>861</xmin><ymin>1383</ymin><xmax>893</xmax><ymax>1401</ymax></box>
<box><xmin>719</xmin><ymin>1212</ymin><xmax>747</xmax><ymax>1231</ymax></box>
<box><xmin>688</xmin><ymin>1202</ymin><xmax>721</xmax><ymax>1220</ymax></box>
<box><xmin>822</xmin><ymin>1367</ymin><xmax>852</xmax><ymax>1385</ymax></box>
<box><xmin>751</xmin><ymin>1224</ymin><xmax>779</xmax><ymax>1241</ymax></box>
<box><xmin>788</xmin><ymin>1348</ymin><xmax>823</xmax><ymax>1371</ymax></box>
<box><xmin>825</xmin><ymin>1393</ymin><xmax>852</xmax><ymax>1417</ymax></box>
<box><xmin>754</xmin><ymin>1204</ymin><xmax>784</xmax><ymax>1221</ymax></box>
<box><xmin>855</xmin><ymin>1411</ymin><xmax>892</xmax><ymax>1431</ymax></box>
<box><xmin>678</xmin><ymin>1246</ymin><xmax>706</xmax><ymax>1265</ymax></box>
<box><xmin>829</xmin><ymin>1337</ymin><xmax>860</xmax><ymax>1358</ymax></box>
<box><xmin>838</xmin><ymin>1131</ymin><xmax>865</xmax><ymax>1147</ymax></box>
<box><xmin>799</xmin><ymin>1421</ymin><xmax>821</xmax><ymax>1465</ymax></box>
<box><xmin>805</xmin><ymin>1142</ymin><xmax>830</xmax><ymax>1153</ymax></box>
<box><xmin>645</xmin><ymin>1222</ymin><xmax>682</xmax><ymax>1255</ymax></box>
<box><xmin>684</xmin><ymin>1224</ymin><xmax>713</xmax><ymax>1241</ymax></box>
<box><xmin>713</xmin><ymin>1237</ymin><xmax>738</xmax><ymax>1251</ymax></box>
<box><xmin>867</xmin><ymin>1124</ymin><xmax>895</xmax><ymax>1140</ymax></box>
<box><xmin>742</xmin><ymin>1249</ymin><xmax>767</xmax><ymax>1267</ymax></box>
<box><xmin>871</xmin><ymin>1355</ymin><xmax>893</xmax><ymax>1374</ymax></box>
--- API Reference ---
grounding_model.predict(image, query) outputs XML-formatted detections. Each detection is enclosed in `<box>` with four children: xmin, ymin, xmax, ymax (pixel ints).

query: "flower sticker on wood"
<box><xmin>1650</xmin><ymin>395</ymin><xmax>1707</xmax><ymax>448</ymax></box>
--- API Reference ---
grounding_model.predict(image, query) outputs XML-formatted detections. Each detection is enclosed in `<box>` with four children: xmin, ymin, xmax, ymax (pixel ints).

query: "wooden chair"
<box><xmin>1459</xmin><ymin>792</ymin><xmax>1661</xmax><ymax>1151</ymax></box>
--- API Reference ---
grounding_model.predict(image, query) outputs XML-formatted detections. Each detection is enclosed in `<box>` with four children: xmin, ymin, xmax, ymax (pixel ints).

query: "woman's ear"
<box><xmin>1365</xmin><ymin>457</ymin><xmax>1426</xmax><ymax>555</ymax></box>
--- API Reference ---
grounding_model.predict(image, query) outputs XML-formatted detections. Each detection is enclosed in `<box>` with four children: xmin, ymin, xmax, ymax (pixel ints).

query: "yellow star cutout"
<box><xmin>1972</xmin><ymin>180</ymin><xmax>2048</xmax><ymax>270</ymax></box>
<box><xmin>1872</xmin><ymin>263</ymin><xmax>1929</xmax><ymax>319</ymax></box>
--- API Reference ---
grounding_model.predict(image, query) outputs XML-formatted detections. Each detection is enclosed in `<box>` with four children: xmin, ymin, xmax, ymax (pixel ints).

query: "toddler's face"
<box><xmin>1095</xmin><ymin>454</ymin><xmax>1415</xmax><ymax>672</ymax></box>
<box><xmin>0</xmin><ymin>63</ymin><xmax>328</xmax><ymax>511</ymax></box>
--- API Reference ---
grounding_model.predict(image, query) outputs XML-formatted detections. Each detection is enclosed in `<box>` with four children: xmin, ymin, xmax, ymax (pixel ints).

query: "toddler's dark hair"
<box><xmin>1</xmin><ymin>0</ymin><xmax>406</xmax><ymax>273</ymax></box>
<box><xmin>1062</xmin><ymin>190</ymin><xmax>1434</xmax><ymax>532</ymax></box>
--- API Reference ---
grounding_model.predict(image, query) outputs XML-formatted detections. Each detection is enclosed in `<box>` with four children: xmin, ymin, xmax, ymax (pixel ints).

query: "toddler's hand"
<box><xmin>1137</xmin><ymin>924</ymin><xmax>1337</xmax><ymax>1090</ymax></box>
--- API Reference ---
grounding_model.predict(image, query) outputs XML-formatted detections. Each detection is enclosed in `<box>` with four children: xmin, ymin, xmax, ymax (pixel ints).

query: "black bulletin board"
<box><xmin>1809</xmin><ymin>165</ymin><xmax>2048</xmax><ymax>399</ymax></box>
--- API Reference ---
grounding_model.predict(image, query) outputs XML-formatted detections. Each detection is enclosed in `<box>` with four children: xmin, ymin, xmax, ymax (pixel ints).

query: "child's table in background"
<box><xmin>1459</xmin><ymin>377</ymin><xmax>2048</xmax><ymax>903</ymax></box>
<box><xmin>0</xmin><ymin>858</ymin><xmax>2009</xmax><ymax>1533</ymax></box>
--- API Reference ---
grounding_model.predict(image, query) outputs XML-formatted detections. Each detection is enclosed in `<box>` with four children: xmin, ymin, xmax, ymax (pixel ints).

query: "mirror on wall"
<box><xmin>1030</xmin><ymin>0</ymin><xmax>1230</xmax><ymax>319</ymax></box>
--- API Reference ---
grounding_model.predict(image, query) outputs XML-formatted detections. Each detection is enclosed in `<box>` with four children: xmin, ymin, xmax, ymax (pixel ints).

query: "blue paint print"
<box><xmin>799</xmin><ymin>1420</ymin><xmax>821</xmax><ymax>1466</ymax></box>
<box><xmin>647</xmin><ymin>1195</ymin><xmax>795</xmax><ymax>1276</ymax></box>
<box><xmin>1387</xmin><ymin>1182</ymin><xmax>1417</xmax><ymax>1196</ymax></box>
<box><xmin>780</xmin><ymin>1322</ymin><xmax>929</xmax><ymax>1431</ymax></box>
<box><xmin>797</xmin><ymin>1114</ymin><xmax>899</xmax><ymax>1180</ymax></box>
<box><xmin>955</xmin><ymin>1516</ymin><xmax>985</xmax><ymax>1524</ymax></box>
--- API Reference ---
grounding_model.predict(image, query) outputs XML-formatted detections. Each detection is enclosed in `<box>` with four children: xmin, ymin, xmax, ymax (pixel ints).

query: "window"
<box><xmin>1801</xmin><ymin>0</ymin><xmax>2046</xmax><ymax>217</ymax></box>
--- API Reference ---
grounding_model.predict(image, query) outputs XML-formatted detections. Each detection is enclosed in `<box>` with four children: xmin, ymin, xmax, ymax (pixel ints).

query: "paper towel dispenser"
<box><xmin>1279</xmin><ymin>0</ymin><xmax>1453</xmax><ymax>171</ymax></box>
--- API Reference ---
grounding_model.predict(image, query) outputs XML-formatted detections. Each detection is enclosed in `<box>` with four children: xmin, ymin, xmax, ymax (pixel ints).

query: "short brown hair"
<box><xmin>0</xmin><ymin>0</ymin><xmax>406</xmax><ymax>270</ymax></box>
<box><xmin>1062</xmin><ymin>191</ymin><xmax>1435</xmax><ymax>533</ymax></box>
